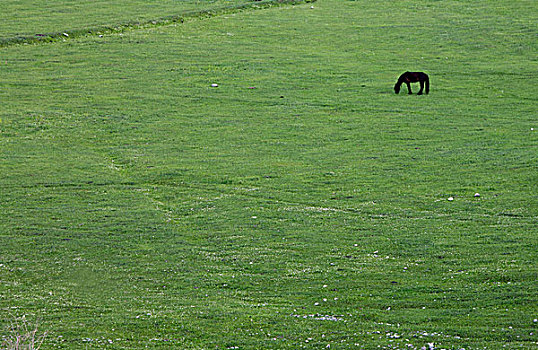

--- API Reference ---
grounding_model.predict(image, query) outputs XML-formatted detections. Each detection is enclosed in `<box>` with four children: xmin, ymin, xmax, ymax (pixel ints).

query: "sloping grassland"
<box><xmin>0</xmin><ymin>0</ymin><xmax>536</xmax><ymax>348</ymax></box>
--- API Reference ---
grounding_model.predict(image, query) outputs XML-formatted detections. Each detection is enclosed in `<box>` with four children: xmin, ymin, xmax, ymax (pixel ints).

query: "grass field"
<box><xmin>1</xmin><ymin>0</ymin><xmax>537</xmax><ymax>349</ymax></box>
<box><xmin>0</xmin><ymin>0</ymin><xmax>252</xmax><ymax>40</ymax></box>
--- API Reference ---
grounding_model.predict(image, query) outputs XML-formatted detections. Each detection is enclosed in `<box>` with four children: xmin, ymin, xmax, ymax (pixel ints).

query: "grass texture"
<box><xmin>0</xmin><ymin>0</ymin><xmax>251</xmax><ymax>39</ymax></box>
<box><xmin>0</xmin><ymin>0</ymin><xmax>536</xmax><ymax>348</ymax></box>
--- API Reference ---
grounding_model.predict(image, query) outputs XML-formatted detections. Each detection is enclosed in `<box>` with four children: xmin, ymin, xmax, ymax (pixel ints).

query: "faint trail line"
<box><xmin>0</xmin><ymin>0</ymin><xmax>316</xmax><ymax>48</ymax></box>
<box><xmin>3</xmin><ymin>180</ymin><xmax>535</xmax><ymax>222</ymax></box>
<box><xmin>142</xmin><ymin>181</ymin><xmax>538</xmax><ymax>223</ymax></box>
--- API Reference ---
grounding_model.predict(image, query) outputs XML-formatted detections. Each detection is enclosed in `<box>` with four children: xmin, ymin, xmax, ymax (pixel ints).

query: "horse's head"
<box><xmin>394</xmin><ymin>83</ymin><xmax>401</xmax><ymax>94</ymax></box>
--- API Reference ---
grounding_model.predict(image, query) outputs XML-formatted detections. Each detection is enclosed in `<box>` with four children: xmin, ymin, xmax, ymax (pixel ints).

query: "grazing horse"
<box><xmin>394</xmin><ymin>72</ymin><xmax>429</xmax><ymax>95</ymax></box>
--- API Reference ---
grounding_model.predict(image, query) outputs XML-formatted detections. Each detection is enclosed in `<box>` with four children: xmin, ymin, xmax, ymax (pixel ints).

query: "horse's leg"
<box><xmin>406</xmin><ymin>82</ymin><xmax>412</xmax><ymax>94</ymax></box>
<box><xmin>417</xmin><ymin>80</ymin><xmax>424</xmax><ymax>95</ymax></box>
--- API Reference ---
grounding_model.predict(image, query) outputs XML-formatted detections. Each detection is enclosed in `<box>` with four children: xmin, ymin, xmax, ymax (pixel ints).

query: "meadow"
<box><xmin>0</xmin><ymin>0</ymin><xmax>537</xmax><ymax>348</ymax></box>
<box><xmin>0</xmin><ymin>0</ymin><xmax>251</xmax><ymax>41</ymax></box>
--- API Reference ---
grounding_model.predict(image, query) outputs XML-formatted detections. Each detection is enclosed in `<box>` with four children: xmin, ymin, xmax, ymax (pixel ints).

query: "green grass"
<box><xmin>0</xmin><ymin>0</ymin><xmax>251</xmax><ymax>39</ymax></box>
<box><xmin>1</xmin><ymin>0</ymin><xmax>537</xmax><ymax>349</ymax></box>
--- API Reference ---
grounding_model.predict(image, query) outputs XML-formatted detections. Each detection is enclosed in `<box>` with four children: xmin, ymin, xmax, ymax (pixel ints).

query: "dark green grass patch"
<box><xmin>1</xmin><ymin>0</ymin><xmax>537</xmax><ymax>349</ymax></box>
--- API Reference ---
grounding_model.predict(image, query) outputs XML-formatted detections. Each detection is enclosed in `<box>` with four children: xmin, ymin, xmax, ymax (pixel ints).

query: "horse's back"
<box><xmin>403</xmin><ymin>72</ymin><xmax>428</xmax><ymax>82</ymax></box>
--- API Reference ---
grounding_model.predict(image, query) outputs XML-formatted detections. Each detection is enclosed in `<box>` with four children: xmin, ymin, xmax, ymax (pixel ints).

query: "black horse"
<box><xmin>394</xmin><ymin>72</ymin><xmax>429</xmax><ymax>95</ymax></box>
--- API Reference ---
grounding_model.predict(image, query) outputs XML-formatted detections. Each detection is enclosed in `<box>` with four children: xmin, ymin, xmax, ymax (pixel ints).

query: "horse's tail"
<box><xmin>425</xmin><ymin>75</ymin><xmax>430</xmax><ymax>94</ymax></box>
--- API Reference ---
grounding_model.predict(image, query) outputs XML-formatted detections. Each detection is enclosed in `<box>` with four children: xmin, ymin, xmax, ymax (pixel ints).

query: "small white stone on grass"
<box><xmin>448</xmin><ymin>197</ymin><xmax>454</xmax><ymax>201</ymax></box>
<box><xmin>211</xmin><ymin>83</ymin><xmax>218</xmax><ymax>87</ymax></box>
<box><xmin>474</xmin><ymin>193</ymin><xmax>480</xmax><ymax>197</ymax></box>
